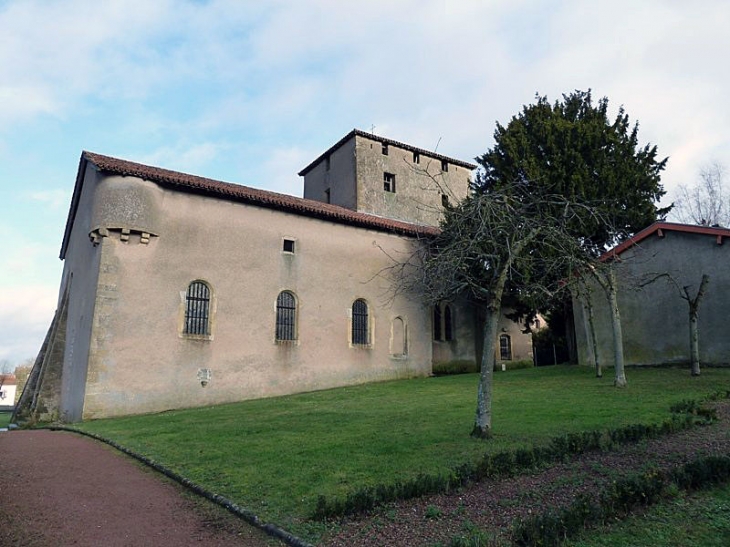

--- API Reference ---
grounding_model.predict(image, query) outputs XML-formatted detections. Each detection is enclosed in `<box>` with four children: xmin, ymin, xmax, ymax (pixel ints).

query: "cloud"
<box><xmin>26</xmin><ymin>189</ymin><xmax>70</xmax><ymax>210</ymax></box>
<box><xmin>258</xmin><ymin>146</ymin><xmax>311</xmax><ymax>197</ymax></box>
<box><xmin>0</xmin><ymin>284</ymin><xmax>57</xmax><ymax>363</ymax></box>
<box><xmin>137</xmin><ymin>142</ymin><xmax>230</xmax><ymax>177</ymax></box>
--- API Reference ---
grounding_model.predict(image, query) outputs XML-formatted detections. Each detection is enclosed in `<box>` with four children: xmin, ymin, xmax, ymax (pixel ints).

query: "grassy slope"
<box><xmin>76</xmin><ymin>366</ymin><xmax>730</xmax><ymax>529</ymax></box>
<box><xmin>566</xmin><ymin>484</ymin><xmax>730</xmax><ymax>547</ymax></box>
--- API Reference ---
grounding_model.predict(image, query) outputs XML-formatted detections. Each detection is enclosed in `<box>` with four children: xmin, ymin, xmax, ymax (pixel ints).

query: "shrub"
<box><xmin>513</xmin><ymin>456</ymin><xmax>730</xmax><ymax>546</ymax></box>
<box><xmin>433</xmin><ymin>360</ymin><xmax>479</xmax><ymax>376</ymax></box>
<box><xmin>494</xmin><ymin>359</ymin><xmax>534</xmax><ymax>371</ymax></box>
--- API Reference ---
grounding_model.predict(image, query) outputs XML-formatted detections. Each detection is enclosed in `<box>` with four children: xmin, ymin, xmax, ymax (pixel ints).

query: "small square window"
<box><xmin>413</xmin><ymin>151</ymin><xmax>420</xmax><ymax>164</ymax></box>
<box><xmin>382</xmin><ymin>143</ymin><xmax>389</xmax><ymax>155</ymax></box>
<box><xmin>383</xmin><ymin>172</ymin><xmax>396</xmax><ymax>193</ymax></box>
<box><xmin>283</xmin><ymin>239</ymin><xmax>295</xmax><ymax>253</ymax></box>
<box><xmin>441</xmin><ymin>159</ymin><xmax>449</xmax><ymax>172</ymax></box>
<box><xmin>441</xmin><ymin>194</ymin><xmax>449</xmax><ymax>207</ymax></box>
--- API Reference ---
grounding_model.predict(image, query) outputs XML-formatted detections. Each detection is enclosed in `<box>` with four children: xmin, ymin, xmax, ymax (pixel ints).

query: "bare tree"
<box><xmin>391</xmin><ymin>184</ymin><xmax>598</xmax><ymax>438</ymax></box>
<box><xmin>575</xmin><ymin>278</ymin><xmax>602</xmax><ymax>378</ymax></box>
<box><xmin>586</xmin><ymin>265</ymin><xmax>627</xmax><ymax>387</ymax></box>
<box><xmin>641</xmin><ymin>273</ymin><xmax>710</xmax><ymax>376</ymax></box>
<box><xmin>673</xmin><ymin>162</ymin><xmax>729</xmax><ymax>226</ymax></box>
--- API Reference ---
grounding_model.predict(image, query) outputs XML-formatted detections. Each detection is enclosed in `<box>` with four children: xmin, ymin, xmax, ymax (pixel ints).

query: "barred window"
<box><xmin>276</xmin><ymin>291</ymin><xmax>297</xmax><ymax>341</ymax></box>
<box><xmin>499</xmin><ymin>334</ymin><xmax>512</xmax><ymax>361</ymax></box>
<box><xmin>352</xmin><ymin>299</ymin><xmax>369</xmax><ymax>346</ymax></box>
<box><xmin>184</xmin><ymin>281</ymin><xmax>211</xmax><ymax>335</ymax></box>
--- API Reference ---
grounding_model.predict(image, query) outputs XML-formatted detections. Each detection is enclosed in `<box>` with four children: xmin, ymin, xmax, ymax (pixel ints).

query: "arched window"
<box><xmin>499</xmin><ymin>334</ymin><xmax>512</xmax><ymax>361</ymax></box>
<box><xmin>352</xmin><ymin>299</ymin><xmax>369</xmax><ymax>346</ymax></box>
<box><xmin>276</xmin><ymin>291</ymin><xmax>297</xmax><ymax>341</ymax></box>
<box><xmin>443</xmin><ymin>304</ymin><xmax>454</xmax><ymax>341</ymax></box>
<box><xmin>433</xmin><ymin>302</ymin><xmax>455</xmax><ymax>342</ymax></box>
<box><xmin>433</xmin><ymin>304</ymin><xmax>442</xmax><ymax>340</ymax></box>
<box><xmin>184</xmin><ymin>281</ymin><xmax>211</xmax><ymax>335</ymax></box>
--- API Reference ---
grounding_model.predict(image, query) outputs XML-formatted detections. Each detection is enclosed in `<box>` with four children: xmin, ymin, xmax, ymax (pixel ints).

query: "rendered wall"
<box><xmin>574</xmin><ymin>231</ymin><xmax>730</xmax><ymax>367</ymax></box>
<box><xmin>79</xmin><ymin>175</ymin><xmax>437</xmax><ymax>419</ymax></box>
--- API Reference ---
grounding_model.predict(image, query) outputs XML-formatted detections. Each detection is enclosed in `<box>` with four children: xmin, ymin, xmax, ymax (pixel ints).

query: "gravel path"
<box><xmin>321</xmin><ymin>401</ymin><xmax>730</xmax><ymax>546</ymax></box>
<box><xmin>0</xmin><ymin>429</ymin><xmax>280</xmax><ymax>547</ymax></box>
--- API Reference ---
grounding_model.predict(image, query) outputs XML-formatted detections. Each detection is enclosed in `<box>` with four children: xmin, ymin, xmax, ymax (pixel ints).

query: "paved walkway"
<box><xmin>0</xmin><ymin>429</ymin><xmax>279</xmax><ymax>546</ymax></box>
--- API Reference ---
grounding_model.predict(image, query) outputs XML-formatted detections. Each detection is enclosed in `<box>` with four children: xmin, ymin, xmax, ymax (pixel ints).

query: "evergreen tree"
<box><xmin>475</xmin><ymin>90</ymin><xmax>669</xmax><ymax>253</ymax></box>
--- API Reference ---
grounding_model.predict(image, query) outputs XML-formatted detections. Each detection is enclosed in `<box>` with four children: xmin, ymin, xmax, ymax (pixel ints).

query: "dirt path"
<box><xmin>0</xmin><ymin>429</ymin><xmax>280</xmax><ymax>547</ymax></box>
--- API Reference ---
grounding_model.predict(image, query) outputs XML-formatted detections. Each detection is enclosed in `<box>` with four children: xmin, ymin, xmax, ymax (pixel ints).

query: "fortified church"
<box><xmin>17</xmin><ymin>130</ymin><xmax>535</xmax><ymax>423</ymax></box>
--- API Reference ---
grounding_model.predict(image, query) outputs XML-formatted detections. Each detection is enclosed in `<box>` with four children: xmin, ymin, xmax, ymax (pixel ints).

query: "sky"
<box><xmin>0</xmin><ymin>0</ymin><xmax>728</xmax><ymax>366</ymax></box>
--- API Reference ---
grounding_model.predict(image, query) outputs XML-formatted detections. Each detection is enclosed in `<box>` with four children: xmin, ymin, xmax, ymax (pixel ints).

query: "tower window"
<box><xmin>441</xmin><ymin>159</ymin><xmax>449</xmax><ymax>172</ymax></box>
<box><xmin>413</xmin><ymin>151</ymin><xmax>420</xmax><ymax>164</ymax></box>
<box><xmin>325</xmin><ymin>188</ymin><xmax>331</xmax><ymax>204</ymax></box>
<box><xmin>282</xmin><ymin>238</ymin><xmax>295</xmax><ymax>253</ymax></box>
<box><xmin>384</xmin><ymin>172</ymin><xmax>396</xmax><ymax>193</ymax></box>
<box><xmin>382</xmin><ymin>143</ymin><xmax>389</xmax><ymax>155</ymax></box>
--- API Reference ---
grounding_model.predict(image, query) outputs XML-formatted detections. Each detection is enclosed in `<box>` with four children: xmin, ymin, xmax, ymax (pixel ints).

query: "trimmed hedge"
<box><xmin>511</xmin><ymin>455</ymin><xmax>730</xmax><ymax>546</ymax></box>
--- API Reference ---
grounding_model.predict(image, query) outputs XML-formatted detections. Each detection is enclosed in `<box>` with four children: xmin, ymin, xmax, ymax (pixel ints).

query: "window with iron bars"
<box><xmin>276</xmin><ymin>291</ymin><xmax>297</xmax><ymax>341</ymax></box>
<box><xmin>352</xmin><ymin>299</ymin><xmax>369</xmax><ymax>346</ymax></box>
<box><xmin>499</xmin><ymin>334</ymin><xmax>512</xmax><ymax>360</ymax></box>
<box><xmin>184</xmin><ymin>281</ymin><xmax>211</xmax><ymax>335</ymax></box>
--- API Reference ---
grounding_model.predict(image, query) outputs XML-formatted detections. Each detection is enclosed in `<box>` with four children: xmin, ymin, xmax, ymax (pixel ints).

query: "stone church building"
<box><xmin>17</xmin><ymin>130</ymin><xmax>535</xmax><ymax>423</ymax></box>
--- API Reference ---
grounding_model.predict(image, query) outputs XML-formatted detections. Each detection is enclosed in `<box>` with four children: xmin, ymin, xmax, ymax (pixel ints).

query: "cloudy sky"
<box><xmin>0</xmin><ymin>0</ymin><xmax>728</xmax><ymax>365</ymax></box>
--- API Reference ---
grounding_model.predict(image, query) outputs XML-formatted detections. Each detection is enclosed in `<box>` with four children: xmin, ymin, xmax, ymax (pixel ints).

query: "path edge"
<box><xmin>41</xmin><ymin>425</ymin><xmax>314</xmax><ymax>547</ymax></box>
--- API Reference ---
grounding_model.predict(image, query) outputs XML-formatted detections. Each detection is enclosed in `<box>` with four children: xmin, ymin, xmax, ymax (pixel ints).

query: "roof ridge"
<box><xmin>298</xmin><ymin>129</ymin><xmax>477</xmax><ymax>176</ymax></box>
<box><xmin>79</xmin><ymin>150</ymin><xmax>440</xmax><ymax>238</ymax></box>
<box><xmin>603</xmin><ymin>221</ymin><xmax>730</xmax><ymax>260</ymax></box>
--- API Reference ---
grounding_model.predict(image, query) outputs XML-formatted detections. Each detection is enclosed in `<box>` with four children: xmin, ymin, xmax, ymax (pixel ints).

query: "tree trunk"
<box><xmin>472</xmin><ymin>303</ymin><xmax>501</xmax><ymax>438</ymax></box>
<box><xmin>606</xmin><ymin>269</ymin><xmax>627</xmax><ymax>387</ymax></box>
<box><xmin>689</xmin><ymin>310</ymin><xmax>700</xmax><ymax>376</ymax></box>
<box><xmin>686</xmin><ymin>274</ymin><xmax>709</xmax><ymax>377</ymax></box>
<box><xmin>582</xmin><ymin>293</ymin><xmax>601</xmax><ymax>377</ymax></box>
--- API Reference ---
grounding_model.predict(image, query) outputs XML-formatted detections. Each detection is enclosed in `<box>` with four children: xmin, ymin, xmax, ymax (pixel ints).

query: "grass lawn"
<box><xmin>565</xmin><ymin>484</ymin><xmax>730</xmax><ymax>547</ymax></box>
<box><xmin>0</xmin><ymin>411</ymin><xmax>11</xmax><ymax>428</ymax></box>
<box><xmin>76</xmin><ymin>365</ymin><xmax>730</xmax><ymax>535</ymax></box>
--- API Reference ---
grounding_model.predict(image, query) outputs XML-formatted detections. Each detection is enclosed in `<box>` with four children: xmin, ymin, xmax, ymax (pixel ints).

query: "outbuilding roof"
<box><xmin>0</xmin><ymin>374</ymin><xmax>16</xmax><ymax>386</ymax></box>
<box><xmin>298</xmin><ymin>128</ymin><xmax>478</xmax><ymax>176</ymax></box>
<box><xmin>60</xmin><ymin>151</ymin><xmax>440</xmax><ymax>259</ymax></box>
<box><xmin>602</xmin><ymin>221</ymin><xmax>730</xmax><ymax>261</ymax></box>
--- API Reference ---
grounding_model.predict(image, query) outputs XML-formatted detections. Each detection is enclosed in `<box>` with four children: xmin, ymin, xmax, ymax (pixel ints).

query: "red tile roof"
<box><xmin>298</xmin><ymin>129</ymin><xmax>478</xmax><ymax>176</ymax></box>
<box><xmin>602</xmin><ymin>221</ymin><xmax>730</xmax><ymax>261</ymax></box>
<box><xmin>0</xmin><ymin>374</ymin><xmax>16</xmax><ymax>385</ymax></box>
<box><xmin>61</xmin><ymin>152</ymin><xmax>440</xmax><ymax>258</ymax></box>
